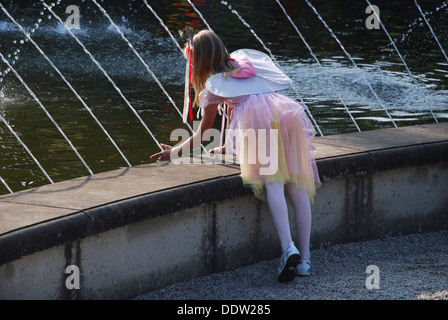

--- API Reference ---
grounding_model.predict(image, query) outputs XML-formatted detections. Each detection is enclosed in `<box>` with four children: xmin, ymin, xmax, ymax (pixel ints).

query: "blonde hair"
<box><xmin>188</xmin><ymin>30</ymin><xmax>237</xmax><ymax>107</ymax></box>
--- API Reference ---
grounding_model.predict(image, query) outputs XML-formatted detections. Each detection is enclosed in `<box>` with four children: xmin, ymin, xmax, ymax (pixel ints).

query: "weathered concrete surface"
<box><xmin>0</xmin><ymin>161</ymin><xmax>241</xmax><ymax>234</ymax></box>
<box><xmin>0</xmin><ymin>123</ymin><xmax>447</xmax><ymax>299</ymax></box>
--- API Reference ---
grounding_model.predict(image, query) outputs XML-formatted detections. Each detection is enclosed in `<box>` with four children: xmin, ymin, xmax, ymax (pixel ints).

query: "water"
<box><xmin>364</xmin><ymin>0</ymin><xmax>438</xmax><ymax>123</ymax></box>
<box><xmin>0</xmin><ymin>112</ymin><xmax>53</xmax><ymax>185</ymax></box>
<box><xmin>0</xmin><ymin>0</ymin><xmax>447</xmax><ymax>195</ymax></box>
<box><xmin>1</xmin><ymin>1</ymin><xmax>129</xmax><ymax>171</ymax></box>
<box><xmin>277</xmin><ymin>0</ymin><xmax>364</xmax><ymax>132</ymax></box>
<box><xmin>413</xmin><ymin>0</ymin><xmax>448</xmax><ymax>63</ymax></box>
<box><xmin>305</xmin><ymin>0</ymin><xmax>399</xmax><ymax>129</ymax></box>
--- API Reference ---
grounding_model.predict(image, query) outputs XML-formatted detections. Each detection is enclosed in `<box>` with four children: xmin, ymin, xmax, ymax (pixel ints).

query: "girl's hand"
<box><xmin>209</xmin><ymin>145</ymin><xmax>226</xmax><ymax>154</ymax></box>
<box><xmin>150</xmin><ymin>143</ymin><xmax>173</xmax><ymax>162</ymax></box>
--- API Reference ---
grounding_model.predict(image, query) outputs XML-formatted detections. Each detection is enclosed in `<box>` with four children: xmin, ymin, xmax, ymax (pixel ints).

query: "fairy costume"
<box><xmin>198</xmin><ymin>49</ymin><xmax>321</xmax><ymax>202</ymax></box>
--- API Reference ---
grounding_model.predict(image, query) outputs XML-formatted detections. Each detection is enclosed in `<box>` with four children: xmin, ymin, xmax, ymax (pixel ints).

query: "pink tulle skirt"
<box><xmin>225</xmin><ymin>92</ymin><xmax>321</xmax><ymax>203</ymax></box>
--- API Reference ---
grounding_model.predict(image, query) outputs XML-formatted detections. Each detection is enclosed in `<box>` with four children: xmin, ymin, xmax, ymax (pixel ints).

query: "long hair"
<box><xmin>188</xmin><ymin>30</ymin><xmax>237</xmax><ymax>107</ymax></box>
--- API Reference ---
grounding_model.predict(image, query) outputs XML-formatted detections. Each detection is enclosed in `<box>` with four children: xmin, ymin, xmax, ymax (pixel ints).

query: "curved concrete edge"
<box><xmin>317</xmin><ymin>141</ymin><xmax>448</xmax><ymax>180</ymax></box>
<box><xmin>0</xmin><ymin>139</ymin><xmax>447</xmax><ymax>266</ymax></box>
<box><xmin>0</xmin><ymin>174</ymin><xmax>250</xmax><ymax>266</ymax></box>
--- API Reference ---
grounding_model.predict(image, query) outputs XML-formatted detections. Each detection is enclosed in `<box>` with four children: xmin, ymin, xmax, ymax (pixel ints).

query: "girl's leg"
<box><xmin>265</xmin><ymin>182</ymin><xmax>293</xmax><ymax>252</ymax></box>
<box><xmin>285</xmin><ymin>183</ymin><xmax>312</xmax><ymax>260</ymax></box>
<box><xmin>266</xmin><ymin>182</ymin><xmax>302</xmax><ymax>281</ymax></box>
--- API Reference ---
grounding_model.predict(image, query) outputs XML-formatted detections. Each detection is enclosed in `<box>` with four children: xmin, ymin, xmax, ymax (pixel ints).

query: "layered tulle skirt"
<box><xmin>225</xmin><ymin>92</ymin><xmax>321</xmax><ymax>203</ymax></box>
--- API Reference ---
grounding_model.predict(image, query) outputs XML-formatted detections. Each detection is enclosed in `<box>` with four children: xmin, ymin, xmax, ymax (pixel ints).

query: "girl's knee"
<box><xmin>285</xmin><ymin>183</ymin><xmax>309</xmax><ymax>200</ymax></box>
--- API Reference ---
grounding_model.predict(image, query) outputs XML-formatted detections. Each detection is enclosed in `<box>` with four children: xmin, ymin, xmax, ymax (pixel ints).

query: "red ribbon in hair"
<box><xmin>183</xmin><ymin>45</ymin><xmax>193</xmax><ymax>123</ymax></box>
<box><xmin>188</xmin><ymin>47</ymin><xmax>193</xmax><ymax>121</ymax></box>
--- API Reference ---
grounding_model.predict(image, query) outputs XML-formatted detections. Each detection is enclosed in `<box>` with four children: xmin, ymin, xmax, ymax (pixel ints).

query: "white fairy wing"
<box><xmin>205</xmin><ymin>49</ymin><xmax>292</xmax><ymax>98</ymax></box>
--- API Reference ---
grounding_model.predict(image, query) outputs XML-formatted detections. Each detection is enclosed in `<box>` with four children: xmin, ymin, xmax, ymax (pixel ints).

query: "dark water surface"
<box><xmin>0</xmin><ymin>0</ymin><xmax>447</xmax><ymax>194</ymax></box>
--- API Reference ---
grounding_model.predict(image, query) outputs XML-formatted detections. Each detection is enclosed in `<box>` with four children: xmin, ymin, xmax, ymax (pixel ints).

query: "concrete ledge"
<box><xmin>0</xmin><ymin>173</ymin><xmax>250</xmax><ymax>265</ymax></box>
<box><xmin>317</xmin><ymin>141</ymin><xmax>448</xmax><ymax>180</ymax></box>
<box><xmin>0</xmin><ymin>123</ymin><xmax>447</xmax><ymax>299</ymax></box>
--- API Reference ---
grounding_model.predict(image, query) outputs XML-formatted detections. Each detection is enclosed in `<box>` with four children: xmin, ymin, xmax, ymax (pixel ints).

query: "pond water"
<box><xmin>0</xmin><ymin>0</ymin><xmax>447</xmax><ymax>194</ymax></box>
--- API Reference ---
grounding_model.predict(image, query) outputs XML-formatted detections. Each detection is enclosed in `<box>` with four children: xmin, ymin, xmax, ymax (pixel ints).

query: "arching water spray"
<box><xmin>186</xmin><ymin>0</ymin><xmax>213</xmax><ymax>32</ymax></box>
<box><xmin>304</xmin><ymin>0</ymin><xmax>398</xmax><ymax>128</ymax></box>
<box><xmin>0</xmin><ymin>52</ymin><xmax>94</xmax><ymax>176</ymax></box>
<box><xmin>0</xmin><ymin>1</ymin><xmax>59</xmax><ymax>85</ymax></box>
<box><xmin>40</xmin><ymin>0</ymin><xmax>163</xmax><ymax>151</ymax></box>
<box><xmin>276</xmin><ymin>0</ymin><xmax>362</xmax><ymax>132</ymax></box>
<box><xmin>142</xmin><ymin>0</ymin><xmax>183</xmax><ymax>54</ymax></box>
<box><xmin>0</xmin><ymin>113</ymin><xmax>54</xmax><ymax>185</ymax></box>
<box><xmin>413</xmin><ymin>0</ymin><xmax>448</xmax><ymax>64</ymax></box>
<box><xmin>0</xmin><ymin>175</ymin><xmax>13</xmax><ymax>194</ymax></box>
<box><xmin>364</xmin><ymin>0</ymin><xmax>438</xmax><ymax>123</ymax></box>
<box><xmin>0</xmin><ymin>3</ymin><xmax>132</xmax><ymax>168</ymax></box>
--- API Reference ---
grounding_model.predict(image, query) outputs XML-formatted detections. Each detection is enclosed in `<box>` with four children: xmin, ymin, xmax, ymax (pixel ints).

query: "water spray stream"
<box><xmin>0</xmin><ymin>113</ymin><xmax>54</xmax><ymax>185</ymax></box>
<box><xmin>0</xmin><ymin>51</ymin><xmax>94</xmax><ymax>176</ymax></box>
<box><xmin>363</xmin><ymin>0</ymin><xmax>438</xmax><ymax>123</ymax></box>
<box><xmin>0</xmin><ymin>175</ymin><xmax>13</xmax><ymax>194</ymax></box>
<box><xmin>276</xmin><ymin>0</ymin><xmax>362</xmax><ymax>132</ymax></box>
<box><xmin>0</xmin><ymin>1</ymin><xmax>57</xmax><ymax>85</ymax></box>
<box><xmin>304</xmin><ymin>0</ymin><xmax>398</xmax><ymax>128</ymax></box>
<box><xmin>0</xmin><ymin>3</ymin><xmax>132</xmax><ymax>168</ymax></box>
<box><xmin>142</xmin><ymin>0</ymin><xmax>183</xmax><ymax>54</ymax></box>
<box><xmin>40</xmin><ymin>0</ymin><xmax>163</xmax><ymax>151</ymax></box>
<box><xmin>186</xmin><ymin>0</ymin><xmax>213</xmax><ymax>32</ymax></box>
<box><xmin>413</xmin><ymin>0</ymin><xmax>448</xmax><ymax>64</ymax></box>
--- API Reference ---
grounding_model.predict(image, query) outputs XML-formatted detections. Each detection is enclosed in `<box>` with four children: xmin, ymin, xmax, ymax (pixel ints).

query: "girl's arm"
<box><xmin>210</xmin><ymin>104</ymin><xmax>234</xmax><ymax>154</ymax></box>
<box><xmin>150</xmin><ymin>104</ymin><xmax>219</xmax><ymax>161</ymax></box>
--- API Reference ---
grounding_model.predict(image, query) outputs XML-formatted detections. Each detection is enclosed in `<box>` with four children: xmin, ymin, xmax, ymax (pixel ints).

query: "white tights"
<box><xmin>265</xmin><ymin>182</ymin><xmax>312</xmax><ymax>260</ymax></box>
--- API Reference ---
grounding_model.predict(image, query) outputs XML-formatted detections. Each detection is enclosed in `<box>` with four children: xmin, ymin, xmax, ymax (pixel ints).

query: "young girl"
<box><xmin>150</xmin><ymin>30</ymin><xmax>320</xmax><ymax>282</ymax></box>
